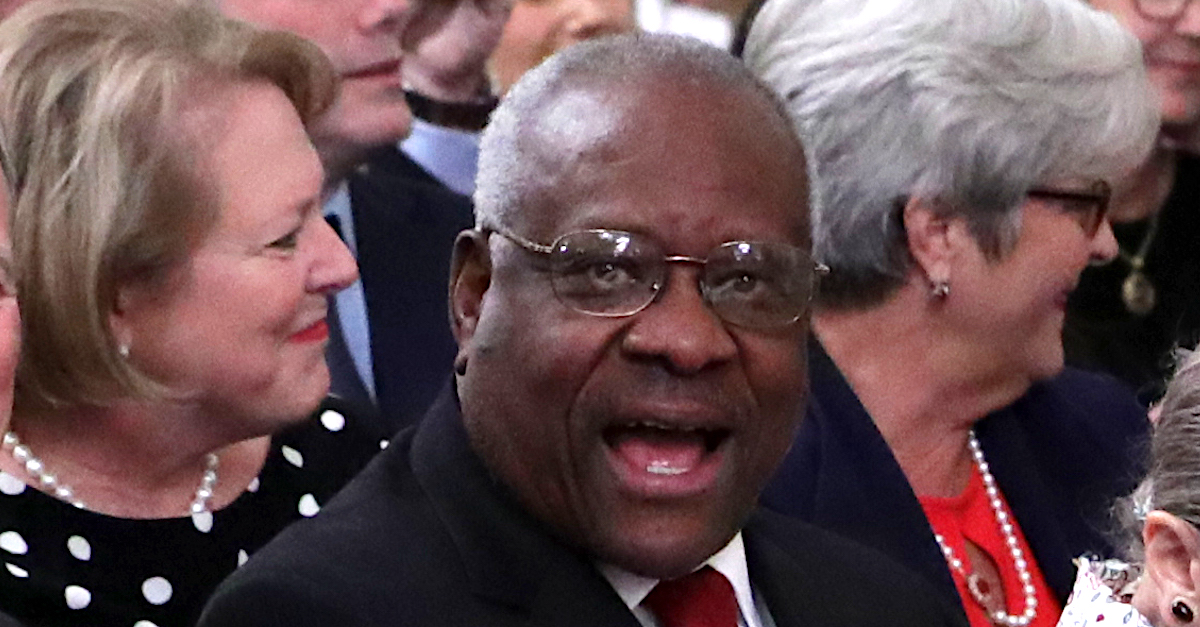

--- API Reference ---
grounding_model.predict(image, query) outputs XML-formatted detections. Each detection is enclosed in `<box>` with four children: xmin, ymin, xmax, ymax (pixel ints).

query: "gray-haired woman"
<box><xmin>744</xmin><ymin>0</ymin><xmax>1158</xmax><ymax>626</ymax></box>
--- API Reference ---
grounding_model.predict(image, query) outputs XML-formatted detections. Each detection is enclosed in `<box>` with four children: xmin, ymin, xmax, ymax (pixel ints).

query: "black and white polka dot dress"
<box><xmin>0</xmin><ymin>398</ymin><xmax>387</xmax><ymax>627</ymax></box>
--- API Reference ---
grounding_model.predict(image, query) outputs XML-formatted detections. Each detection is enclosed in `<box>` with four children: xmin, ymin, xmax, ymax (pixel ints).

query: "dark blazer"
<box><xmin>761</xmin><ymin>340</ymin><xmax>1151</xmax><ymax>622</ymax></box>
<box><xmin>333</xmin><ymin>147</ymin><xmax>475</xmax><ymax>433</ymax></box>
<box><xmin>200</xmin><ymin>386</ymin><xmax>967</xmax><ymax>627</ymax></box>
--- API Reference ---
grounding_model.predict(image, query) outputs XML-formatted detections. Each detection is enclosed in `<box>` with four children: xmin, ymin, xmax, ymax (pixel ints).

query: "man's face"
<box><xmin>453</xmin><ymin>83</ymin><xmax>811</xmax><ymax>579</ymax></box>
<box><xmin>217</xmin><ymin>0</ymin><xmax>413</xmax><ymax>171</ymax></box>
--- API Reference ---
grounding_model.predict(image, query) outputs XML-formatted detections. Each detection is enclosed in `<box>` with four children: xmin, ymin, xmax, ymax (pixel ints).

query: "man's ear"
<box><xmin>449</xmin><ymin>229</ymin><xmax>492</xmax><ymax>367</ymax></box>
<box><xmin>1143</xmin><ymin>511</ymin><xmax>1200</xmax><ymax>621</ymax></box>
<box><xmin>902</xmin><ymin>197</ymin><xmax>956</xmax><ymax>288</ymax></box>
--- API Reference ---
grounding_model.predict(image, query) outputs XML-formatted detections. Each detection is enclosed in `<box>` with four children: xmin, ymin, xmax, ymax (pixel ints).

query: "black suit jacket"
<box><xmin>761</xmin><ymin>340</ymin><xmax>1151</xmax><ymax>621</ymax></box>
<box><xmin>200</xmin><ymin>386</ymin><xmax>967</xmax><ymax>627</ymax></box>
<box><xmin>333</xmin><ymin>148</ymin><xmax>475</xmax><ymax>433</ymax></box>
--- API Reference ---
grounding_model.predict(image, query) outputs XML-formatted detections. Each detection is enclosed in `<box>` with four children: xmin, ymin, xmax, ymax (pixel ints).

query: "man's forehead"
<box><xmin>526</xmin><ymin>86</ymin><xmax>625</xmax><ymax>163</ymax></box>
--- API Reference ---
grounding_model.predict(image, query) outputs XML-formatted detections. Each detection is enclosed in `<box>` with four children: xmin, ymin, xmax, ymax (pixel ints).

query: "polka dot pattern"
<box><xmin>282</xmin><ymin>446</ymin><xmax>304</xmax><ymax>468</ymax></box>
<box><xmin>67</xmin><ymin>535</ymin><xmax>91</xmax><ymax>561</ymax></box>
<box><xmin>0</xmin><ymin>398</ymin><xmax>379</xmax><ymax>625</ymax></box>
<box><xmin>298</xmin><ymin>494</ymin><xmax>320</xmax><ymax>518</ymax></box>
<box><xmin>64</xmin><ymin>584</ymin><xmax>91</xmax><ymax>609</ymax></box>
<box><xmin>320</xmin><ymin>410</ymin><xmax>345</xmax><ymax>432</ymax></box>
<box><xmin>0</xmin><ymin>531</ymin><xmax>26</xmax><ymax>554</ymax></box>
<box><xmin>191</xmin><ymin>511</ymin><xmax>213</xmax><ymax>533</ymax></box>
<box><xmin>141</xmin><ymin>576</ymin><xmax>172</xmax><ymax>605</ymax></box>
<box><xmin>0</xmin><ymin>472</ymin><xmax>25</xmax><ymax>495</ymax></box>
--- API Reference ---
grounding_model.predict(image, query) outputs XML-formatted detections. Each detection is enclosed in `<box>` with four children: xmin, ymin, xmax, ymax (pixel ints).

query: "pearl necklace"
<box><xmin>932</xmin><ymin>431</ymin><xmax>1037</xmax><ymax>627</ymax></box>
<box><xmin>1</xmin><ymin>431</ymin><xmax>219</xmax><ymax>516</ymax></box>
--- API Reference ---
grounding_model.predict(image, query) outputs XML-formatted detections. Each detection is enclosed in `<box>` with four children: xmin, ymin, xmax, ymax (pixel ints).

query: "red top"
<box><xmin>919</xmin><ymin>466</ymin><xmax>1060</xmax><ymax>627</ymax></box>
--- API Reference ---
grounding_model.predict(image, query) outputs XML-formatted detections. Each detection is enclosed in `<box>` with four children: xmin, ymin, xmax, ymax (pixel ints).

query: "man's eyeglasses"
<box><xmin>1134</xmin><ymin>0</ymin><xmax>1195</xmax><ymax>21</ymax></box>
<box><xmin>486</xmin><ymin>227</ymin><xmax>828</xmax><ymax>329</ymax></box>
<box><xmin>1025</xmin><ymin>180</ymin><xmax>1111</xmax><ymax>238</ymax></box>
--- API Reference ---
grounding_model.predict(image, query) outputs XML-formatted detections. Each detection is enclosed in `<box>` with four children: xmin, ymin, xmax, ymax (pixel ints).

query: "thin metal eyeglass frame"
<box><xmin>484</xmin><ymin>226</ymin><xmax>826</xmax><ymax>327</ymax></box>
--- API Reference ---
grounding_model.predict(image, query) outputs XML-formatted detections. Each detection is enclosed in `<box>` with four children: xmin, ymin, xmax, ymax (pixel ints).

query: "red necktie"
<box><xmin>643</xmin><ymin>566</ymin><xmax>739</xmax><ymax>627</ymax></box>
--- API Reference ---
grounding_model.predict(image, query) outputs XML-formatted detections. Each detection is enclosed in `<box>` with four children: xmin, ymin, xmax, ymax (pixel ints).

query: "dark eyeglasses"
<box><xmin>1025</xmin><ymin>180</ymin><xmax>1111</xmax><ymax>238</ymax></box>
<box><xmin>1134</xmin><ymin>0</ymin><xmax>1195</xmax><ymax>21</ymax></box>
<box><xmin>487</xmin><ymin>227</ymin><xmax>827</xmax><ymax>329</ymax></box>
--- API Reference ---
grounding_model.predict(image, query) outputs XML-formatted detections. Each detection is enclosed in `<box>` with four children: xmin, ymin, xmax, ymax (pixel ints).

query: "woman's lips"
<box><xmin>290</xmin><ymin>319</ymin><xmax>329</xmax><ymax>343</ymax></box>
<box><xmin>343</xmin><ymin>59</ymin><xmax>402</xmax><ymax>81</ymax></box>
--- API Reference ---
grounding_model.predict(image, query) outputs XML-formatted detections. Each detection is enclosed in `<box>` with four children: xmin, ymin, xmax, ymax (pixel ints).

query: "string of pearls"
<box><xmin>2</xmin><ymin>431</ymin><xmax>219</xmax><ymax>516</ymax></box>
<box><xmin>932</xmin><ymin>431</ymin><xmax>1037</xmax><ymax>627</ymax></box>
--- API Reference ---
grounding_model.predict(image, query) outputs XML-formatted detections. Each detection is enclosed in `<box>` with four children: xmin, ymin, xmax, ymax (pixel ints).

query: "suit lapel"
<box><xmin>410</xmin><ymin>391</ymin><xmax>642</xmax><ymax>627</ymax></box>
<box><xmin>743</xmin><ymin>516</ymin><xmax>826</xmax><ymax>627</ymax></box>
<box><xmin>974</xmin><ymin>410</ymin><xmax>1075</xmax><ymax>599</ymax></box>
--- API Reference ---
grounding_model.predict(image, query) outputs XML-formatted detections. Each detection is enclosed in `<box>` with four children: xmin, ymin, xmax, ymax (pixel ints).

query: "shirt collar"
<box><xmin>597</xmin><ymin>532</ymin><xmax>758</xmax><ymax>625</ymax></box>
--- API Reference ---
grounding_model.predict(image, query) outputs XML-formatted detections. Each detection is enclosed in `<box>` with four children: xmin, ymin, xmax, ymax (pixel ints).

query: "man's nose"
<box><xmin>620</xmin><ymin>266</ymin><xmax>737</xmax><ymax>375</ymax></box>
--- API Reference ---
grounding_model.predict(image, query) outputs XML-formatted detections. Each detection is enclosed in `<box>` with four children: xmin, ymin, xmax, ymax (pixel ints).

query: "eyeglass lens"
<box><xmin>545</xmin><ymin>230</ymin><xmax>816</xmax><ymax>328</ymax></box>
<box><xmin>1026</xmin><ymin>181</ymin><xmax>1110</xmax><ymax>238</ymax></box>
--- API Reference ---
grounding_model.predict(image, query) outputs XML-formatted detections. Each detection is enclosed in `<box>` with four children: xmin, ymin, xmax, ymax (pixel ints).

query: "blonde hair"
<box><xmin>0</xmin><ymin>0</ymin><xmax>337</xmax><ymax>410</ymax></box>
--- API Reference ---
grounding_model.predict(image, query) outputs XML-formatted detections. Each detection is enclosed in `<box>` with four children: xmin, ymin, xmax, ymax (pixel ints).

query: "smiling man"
<box><xmin>199</xmin><ymin>33</ymin><xmax>964</xmax><ymax>627</ymax></box>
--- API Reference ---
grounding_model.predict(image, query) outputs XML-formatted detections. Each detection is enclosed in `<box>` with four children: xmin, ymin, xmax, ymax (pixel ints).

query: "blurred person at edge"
<box><xmin>487</xmin><ymin>0</ymin><xmax>635</xmax><ymax>96</ymax></box>
<box><xmin>1061</xmin><ymin>0</ymin><xmax>1200</xmax><ymax>403</ymax></box>
<box><xmin>218</xmin><ymin>0</ymin><xmax>514</xmax><ymax>433</ymax></box>
<box><xmin>745</xmin><ymin>1</ymin><xmax>1158</xmax><ymax>627</ymax></box>
<box><xmin>0</xmin><ymin>1</ymin><xmax>384</xmax><ymax>625</ymax></box>
<box><xmin>199</xmin><ymin>33</ymin><xmax>963</xmax><ymax>627</ymax></box>
<box><xmin>0</xmin><ymin>124</ymin><xmax>23</xmax><ymax>627</ymax></box>
<box><xmin>1058</xmin><ymin>346</ymin><xmax>1200</xmax><ymax>627</ymax></box>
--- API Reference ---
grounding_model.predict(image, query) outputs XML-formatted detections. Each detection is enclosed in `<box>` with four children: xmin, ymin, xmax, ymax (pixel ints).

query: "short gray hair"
<box><xmin>476</xmin><ymin>31</ymin><xmax>802</xmax><ymax>233</ymax></box>
<box><xmin>745</xmin><ymin>0</ymin><xmax>1158</xmax><ymax>309</ymax></box>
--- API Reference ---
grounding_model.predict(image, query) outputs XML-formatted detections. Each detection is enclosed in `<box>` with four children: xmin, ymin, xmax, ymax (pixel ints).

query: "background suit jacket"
<box><xmin>333</xmin><ymin>148</ymin><xmax>474</xmax><ymax>433</ymax></box>
<box><xmin>200</xmin><ymin>386</ymin><xmax>968</xmax><ymax>627</ymax></box>
<box><xmin>761</xmin><ymin>340</ymin><xmax>1151</xmax><ymax>622</ymax></box>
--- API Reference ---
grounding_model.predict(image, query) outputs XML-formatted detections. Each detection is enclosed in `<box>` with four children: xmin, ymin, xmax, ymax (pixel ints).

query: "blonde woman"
<box><xmin>0</xmin><ymin>0</ymin><xmax>383</xmax><ymax>624</ymax></box>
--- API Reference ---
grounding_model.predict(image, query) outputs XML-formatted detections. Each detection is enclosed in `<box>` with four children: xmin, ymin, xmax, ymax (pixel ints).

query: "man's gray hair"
<box><xmin>476</xmin><ymin>31</ymin><xmax>800</xmax><ymax>233</ymax></box>
<box><xmin>744</xmin><ymin>0</ymin><xmax>1159</xmax><ymax>309</ymax></box>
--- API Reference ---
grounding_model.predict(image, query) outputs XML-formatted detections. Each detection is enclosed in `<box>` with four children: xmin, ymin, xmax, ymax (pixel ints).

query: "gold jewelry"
<box><xmin>1118</xmin><ymin>213</ymin><xmax>1159</xmax><ymax>317</ymax></box>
